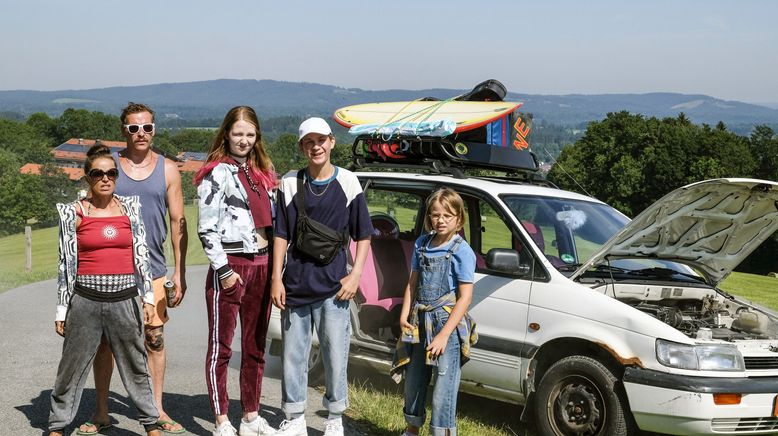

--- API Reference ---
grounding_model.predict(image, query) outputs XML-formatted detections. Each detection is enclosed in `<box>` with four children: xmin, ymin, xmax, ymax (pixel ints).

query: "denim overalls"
<box><xmin>403</xmin><ymin>234</ymin><xmax>464</xmax><ymax>436</ymax></box>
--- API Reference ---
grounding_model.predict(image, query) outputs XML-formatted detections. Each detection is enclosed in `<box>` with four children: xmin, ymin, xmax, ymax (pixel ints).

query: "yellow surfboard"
<box><xmin>333</xmin><ymin>100</ymin><xmax>522</xmax><ymax>133</ymax></box>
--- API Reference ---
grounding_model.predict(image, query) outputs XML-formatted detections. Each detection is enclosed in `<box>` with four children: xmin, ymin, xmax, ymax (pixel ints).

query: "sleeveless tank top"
<box><xmin>76</xmin><ymin>212</ymin><xmax>134</xmax><ymax>275</ymax></box>
<box><xmin>114</xmin><ymin>151</ymin><xmax>168</xmax><ymax>278</ymax></box>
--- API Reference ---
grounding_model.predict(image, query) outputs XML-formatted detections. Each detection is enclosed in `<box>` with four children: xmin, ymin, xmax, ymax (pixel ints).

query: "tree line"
<box><xmin>546</xmin><ymin>111</ymin><xmax>778</xmax><ymax>274</ymax></box>
<box><xmin>2</xmin><ymin>109</ymin><xmax>776</xmax><ymax>273</ymax></box>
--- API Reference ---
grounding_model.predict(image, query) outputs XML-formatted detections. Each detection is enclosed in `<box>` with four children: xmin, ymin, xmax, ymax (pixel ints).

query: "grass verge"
<box><xmin>346</xmin><ymin>377</ymin><xmax>526</xmax><ymax>435</ymax></box>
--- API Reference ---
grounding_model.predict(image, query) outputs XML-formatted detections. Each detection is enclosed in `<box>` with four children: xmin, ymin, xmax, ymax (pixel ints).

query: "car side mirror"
<box><xmin>486</xmin><ymin>248</ymin><xmax>531</xmax><ymax>277</ymax></box>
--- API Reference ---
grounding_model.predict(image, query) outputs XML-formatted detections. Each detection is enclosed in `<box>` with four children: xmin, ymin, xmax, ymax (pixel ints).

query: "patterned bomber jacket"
<box><xmin>197</xmin><ymin>163</ymin><xmax>270</xmax><ymax>280</ymax></box>
<box><xmin>55</xmin><ymin>195</ymin><xmax>154</xmax><ymax>321</ymax></box>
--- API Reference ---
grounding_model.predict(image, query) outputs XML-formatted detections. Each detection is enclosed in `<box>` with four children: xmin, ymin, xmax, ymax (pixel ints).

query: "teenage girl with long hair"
<box><xmin>194</xmin><ymin>106</ymin><xmax>277</xmax><ymax>436</ymax></box>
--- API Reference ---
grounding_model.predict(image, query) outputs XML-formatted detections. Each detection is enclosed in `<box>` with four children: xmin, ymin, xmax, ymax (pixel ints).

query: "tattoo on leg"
<box><xmin>145</xmin><ymin>326</ymin><xmax>165</xmax><ymax>351</ymax></box>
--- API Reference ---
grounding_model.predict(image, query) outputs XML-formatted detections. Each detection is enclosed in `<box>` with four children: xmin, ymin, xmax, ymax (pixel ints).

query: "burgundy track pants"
<box><xmin>205</xmin><ymin>252</ymin><xmax>272</xmax><ymax>416</ymax></box>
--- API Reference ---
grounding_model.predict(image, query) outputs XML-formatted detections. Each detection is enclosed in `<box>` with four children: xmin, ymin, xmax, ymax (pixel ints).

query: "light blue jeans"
<box><xmin>403</xmin><ymin>312</ymin><xmax>461</xmax><ymax>436</ymax></box>
<box><xmin>281</xmin><ymin>294</ymin><xmax>351</xmax><ymax>416</ymax></box>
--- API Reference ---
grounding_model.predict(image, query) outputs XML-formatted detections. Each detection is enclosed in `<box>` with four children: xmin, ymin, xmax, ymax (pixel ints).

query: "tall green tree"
<box><xmin>0</xmin><ymin>173</ymin><xmax>51</xmax><ymax>234</ymax></box>
<box><xmin>749</xmin><ymin>125</ymin><xmax>778</xmax><ymax>181</ymax></box>
<box><xmin>26</xmin><ymin>112</ymin><xmax>57</xmax><ymax>141</ymax></box>
<box><xmin>267</xmin><ymin>133</ymin><xmax>306</xmax><ymax>176</ymax></box>
<box><xmin>54</xmin><ymin>108</ymin><xmax>122</xmax><ymax>144</ymax></box>
<box><xmin>548</xmin><ymin>112</ymin><xmax>757</xmax><ymax>216</ymax></box>
<box><xmin>39</xmin><ymin>164</ymin><xmax>79</xmax><ymax>222</ymax></box>
<box><xmin>0</xmin><ymin>118</ymin><xmax>52</xmax><ymax>164</ymax></box>
<box><xmin>0</xmin><ymin>148</ymin><xmax>21</xmax><ymax>178</ymax></box>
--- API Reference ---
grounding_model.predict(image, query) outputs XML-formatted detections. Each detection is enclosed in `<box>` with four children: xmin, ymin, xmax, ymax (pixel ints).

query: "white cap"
<box><xmin>298</xmin><ymin>117</ymin><xmax>332</xmax><ymax>141</ymax></box>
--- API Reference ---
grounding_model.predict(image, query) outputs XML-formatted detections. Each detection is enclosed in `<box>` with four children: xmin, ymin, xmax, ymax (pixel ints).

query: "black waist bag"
<box><xmin>294</xmin><ymin>170</ymin><xmax>349</xmax><ymax>265</ymax></box>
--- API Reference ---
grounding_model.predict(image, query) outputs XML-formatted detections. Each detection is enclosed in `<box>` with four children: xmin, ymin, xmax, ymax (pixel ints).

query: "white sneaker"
<box><xmin>214</xmin><ymin>420</ymin><xmax>238</xmax><ymax>436</ymax></box>
<box><xmin>239</xmin><ymin>416</ymin><xmax>276</xmax><ymax>436</ymax></box>
<box><xmin>275</xmin><ymin>416</ymin><xmax>307</xmax><ymax>436</ymax></box>
<box><xmin>323</xmin><ymin>418</ymin><xmax>344</xmax><ymax>436</ymax></box>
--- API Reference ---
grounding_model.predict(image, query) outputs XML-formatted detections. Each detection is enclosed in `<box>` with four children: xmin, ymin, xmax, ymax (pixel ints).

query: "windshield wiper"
<box><xmin>630</xmin><ymin>267</ymin><xmax>706</xmax><ymax>283</ymax></box>
<box><xmin>556</xmin><ymin>263</ymin><xmax>583</xmax><ymax>272</ymax></box>
<box><xmin>565</xmin><ymin>263</ymin><xmax>631</xmax><ymax>274</ymax></box>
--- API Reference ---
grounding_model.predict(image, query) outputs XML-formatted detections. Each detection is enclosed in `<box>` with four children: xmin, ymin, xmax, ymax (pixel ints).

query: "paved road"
<box><xmin>0</xmin><ymin>265</ymin><xmax>356</xmax><ymax>435</ymax></box>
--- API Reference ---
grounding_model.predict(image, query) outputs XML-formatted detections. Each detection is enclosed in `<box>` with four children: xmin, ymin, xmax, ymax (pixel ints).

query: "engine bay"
<box><xmin>592</xmin><ymin>282</ymin><xmax>778</xmax><ymax>340</ymax></box>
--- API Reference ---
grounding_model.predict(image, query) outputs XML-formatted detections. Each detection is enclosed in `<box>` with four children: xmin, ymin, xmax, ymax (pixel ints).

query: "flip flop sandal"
<box><xmin>76</xmin><ymin>421</ymin><xmax>112</xmax><ymax>435</ymax></box>
<box><xmin>158</xmin><ymin>419</ymin><xmax>186</xmax><ymax>434</ymax></box>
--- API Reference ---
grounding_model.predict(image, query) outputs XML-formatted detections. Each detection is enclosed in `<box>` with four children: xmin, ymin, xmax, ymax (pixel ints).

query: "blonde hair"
<box><xmin>423</xmin><ymin>188</ymin><xmax>466</xmax><ymax>232</ymax></box>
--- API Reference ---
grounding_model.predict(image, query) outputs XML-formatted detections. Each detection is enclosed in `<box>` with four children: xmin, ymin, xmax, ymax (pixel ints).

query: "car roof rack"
<box><xmin>349</xmin><ymin>134</ymin><xmax>551</xmax><ymax>186</ymax></box>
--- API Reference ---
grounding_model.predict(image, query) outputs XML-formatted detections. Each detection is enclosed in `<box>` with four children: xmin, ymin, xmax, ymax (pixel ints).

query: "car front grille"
<box><xmin>712</xmin><ymin>417</ymin><xmax>778</xmax><ymax>432</ymax></box>
<box><xmin>744</xmin><ymin>356</ymin><xmax>778</xmax><ymax>370</ymax></box>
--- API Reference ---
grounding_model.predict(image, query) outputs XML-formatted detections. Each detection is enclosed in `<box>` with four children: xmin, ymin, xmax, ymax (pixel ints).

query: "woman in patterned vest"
<box><xmin>48</xmin><ymin>144</ymin><xmax>161</xmax><ymax>436</ymax></box>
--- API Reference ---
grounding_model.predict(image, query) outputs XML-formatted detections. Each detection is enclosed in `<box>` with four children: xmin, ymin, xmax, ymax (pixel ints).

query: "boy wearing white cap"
<box><xmin>271</xmin><ymin>117</ymin><xmax>373</xmax><ymax>436</ymax></box>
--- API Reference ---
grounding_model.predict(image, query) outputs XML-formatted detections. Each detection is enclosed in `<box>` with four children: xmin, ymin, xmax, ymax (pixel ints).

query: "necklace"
<box><xmin>123</xmin><ymin>152</ymin><xmax>153</xmax><ymax>169</ymax></box>
<box><xmin>240</xmin><ymin>163</ymin><xmax>262</xmax><ymax>197</ymax></box>
<box><xmin>307</xmin><ymin>166</ymin><xmax>334</xmax><ymax>197</ymax></box>
<box><xmin>86</xmin><ymin>197</ymin><xmax>116</xmax><ymax>216</ymax></box>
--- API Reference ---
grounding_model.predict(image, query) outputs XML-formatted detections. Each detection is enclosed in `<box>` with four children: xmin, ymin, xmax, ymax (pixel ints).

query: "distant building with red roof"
<box><xmin>52</xmin><ymin>138</ymin><xmax>127</xmax><ymax>168</ymax></box>
<box><xmin>24</xmin><ymin>138</ymin><xmax>206</xmax><ymax>177</ymax></box>
<box><xmin>20</xmin><ymin>163</ymin><xmax>84</xmax><ymax>180</ymax></box>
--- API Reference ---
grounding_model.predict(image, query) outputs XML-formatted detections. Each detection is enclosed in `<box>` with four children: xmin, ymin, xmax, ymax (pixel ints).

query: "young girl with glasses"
<box><xmin>48</xmin><ymin>145</ymin><xmax>161</xmax><ymax>436</ymax></box>
<box><xmin>393</xmin><ymin>188</ymin><xmax>478</xmax><ymax>436</ymax></box>
<box><xmin>194</xmin><ymin>106</ymin><xmax>277</xmax><ymax>436</ymax></box>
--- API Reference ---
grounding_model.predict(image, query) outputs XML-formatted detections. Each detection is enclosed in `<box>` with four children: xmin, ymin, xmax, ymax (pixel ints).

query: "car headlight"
<box><xmin>656</xmin><ymin>339</ymin><xmax>744</xmax><ymax>371</ymax></box>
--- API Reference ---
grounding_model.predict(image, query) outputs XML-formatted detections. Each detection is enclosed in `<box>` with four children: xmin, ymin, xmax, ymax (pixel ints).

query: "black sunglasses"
<box><xmin>87</xmin><ymin>168</ymin><xmax>119</xmax><ymax>181</ymax></box>
<box><xmin>123</xmin><ymin>123</ymin><xmax>155</xmax><ymax>134</ymax></box>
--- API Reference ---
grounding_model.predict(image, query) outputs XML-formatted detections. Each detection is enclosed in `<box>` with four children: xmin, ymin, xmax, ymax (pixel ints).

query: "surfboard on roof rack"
<box><xmin>334</xmin><ymin>79</ymin><xmax>538</xmax><ymax>174</ymax></box>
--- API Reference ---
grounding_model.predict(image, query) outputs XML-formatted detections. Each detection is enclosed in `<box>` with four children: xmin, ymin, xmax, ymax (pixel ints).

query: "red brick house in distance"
<box><xmin>20</xmin><ymin>138</ymin><xmax>206</xmax><ymax>180</ymax></box>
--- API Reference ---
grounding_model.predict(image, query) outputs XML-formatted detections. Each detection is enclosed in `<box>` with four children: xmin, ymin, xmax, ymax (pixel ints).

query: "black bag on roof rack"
<box><xmin>458</xmin><ymin>79</ymin><xmax>507</xmax><ymax>102</ymax></box>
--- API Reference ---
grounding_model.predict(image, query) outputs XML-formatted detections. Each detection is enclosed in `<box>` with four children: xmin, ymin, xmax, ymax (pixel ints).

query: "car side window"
<box><xmin>478</xmin><ymin>197</ymin><xmax>547</xmax><ymax>280</ymax></box>
<box><xmin>479</xmin><ymin>200</ymin><xmax>512</xmax><ymax>254</ymax></box>
<box><xmin>364</xmin><ymin>188</ymin><xmax>422</xmax><ymax>241</ymax></box>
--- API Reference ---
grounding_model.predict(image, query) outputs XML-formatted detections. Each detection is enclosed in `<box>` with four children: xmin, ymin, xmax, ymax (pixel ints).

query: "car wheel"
<box><xmin>535</xmin><ymin>355</ymin><xmax>634</xmax><ymax>436</ymax></box>
<box><xmin>307</xmin><ymin>344</ymin><xmax>325</xmax><ymax>386</ymax></box>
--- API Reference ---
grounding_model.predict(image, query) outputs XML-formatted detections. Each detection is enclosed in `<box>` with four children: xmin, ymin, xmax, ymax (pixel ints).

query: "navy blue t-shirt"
<box><xmin>275</xmin><ymin>167</ymin><xmax>373</xmax><ymax>307</ymax></box>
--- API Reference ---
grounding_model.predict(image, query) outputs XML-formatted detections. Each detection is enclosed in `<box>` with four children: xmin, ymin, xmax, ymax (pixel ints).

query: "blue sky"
<box><xmin>1</xmin><ymin>0</ymin><xmax>776</xmax><ymax>103</ymax></box>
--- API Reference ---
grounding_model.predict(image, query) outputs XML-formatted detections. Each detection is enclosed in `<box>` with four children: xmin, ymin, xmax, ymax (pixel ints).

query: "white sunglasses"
<box><xmin>123</xmin><ymin>123</ymin><xmax>155</xmax><ymax>134</ymax></box>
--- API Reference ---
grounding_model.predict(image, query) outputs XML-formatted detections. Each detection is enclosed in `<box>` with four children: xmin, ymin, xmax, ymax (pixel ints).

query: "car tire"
<box><xmin>534</xmin><ymin>355</ymin><xmax>635</xmax><ymax>436</ymax></box>
<box><xmin>307</xmin><ymin>344</ymin><xmax>325</xmax><ymax>386</ymax></box>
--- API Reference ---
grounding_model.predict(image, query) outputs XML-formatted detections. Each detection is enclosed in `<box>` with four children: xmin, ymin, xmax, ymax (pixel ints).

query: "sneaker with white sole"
<box><xmin>213</xmin><ymin>420</ymin><xmax>238</xmax><ymax>436</ymax></box>
<box><xmin>239</xmin><ymin>416</ymin><xmax>276</xmax><ymax>436</ymax></box>
<box><xmin>323</xmin><ymin>418</ymin><xmax>344</xmax><ymax>436</ymax></box>
<box><xmin>275</xmin><ymin>416</ymin><xmax>307</xmax><ymax>436</ymax></box>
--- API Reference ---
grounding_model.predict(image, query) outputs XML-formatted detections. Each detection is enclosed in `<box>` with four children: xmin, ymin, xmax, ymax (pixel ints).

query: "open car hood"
<box><xmin>570</xmin><ymin>178</ymin><xmax>778</xmax><ymax>285</ymax></box>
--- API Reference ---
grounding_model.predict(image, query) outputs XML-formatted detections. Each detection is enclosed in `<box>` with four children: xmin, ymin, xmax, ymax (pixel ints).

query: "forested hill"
<box><xmin>1</xmin><ymin>79</ymin><xmax>777</xmax><ymax>127</ymax></box>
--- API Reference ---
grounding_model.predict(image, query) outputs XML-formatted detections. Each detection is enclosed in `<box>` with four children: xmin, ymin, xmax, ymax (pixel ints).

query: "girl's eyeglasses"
<box><xmin>123</xmin><ymin>123</ymin><xmax>155</xmax><ymax>134</ymax></box>
<box><xmin>87</xmin><ymin>168</ymin><xmax>119</xmax><ymax>181</ymax></box>
<box><xmin>429</xmin><ymin>213</ymin><xmax>457</xmax><ymax>223</ymax></box>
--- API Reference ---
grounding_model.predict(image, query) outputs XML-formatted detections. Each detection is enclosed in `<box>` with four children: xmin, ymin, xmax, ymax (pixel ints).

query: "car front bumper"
<box><xmin>623</xmin><ymin>367</ymin><xmax>778</xmax><ymax>435</ymax></box>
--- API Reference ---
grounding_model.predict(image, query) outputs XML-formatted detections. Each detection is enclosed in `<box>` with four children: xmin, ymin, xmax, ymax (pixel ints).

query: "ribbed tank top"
<box><xmin>76</xmin><ymin>214</ymin><xmax>134</xmax><ymax>275</ymax></box>
<box><xmin>114</xmin><ymin>151</ymin><xmax>168</xmax><ymax>278</ymax></box>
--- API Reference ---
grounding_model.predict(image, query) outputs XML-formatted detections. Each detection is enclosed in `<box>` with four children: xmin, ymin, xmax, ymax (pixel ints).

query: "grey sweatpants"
<box><xmin>48</xmin><ymin>294</ymin><xmax>159</xmax><ymax>432</ymax></box>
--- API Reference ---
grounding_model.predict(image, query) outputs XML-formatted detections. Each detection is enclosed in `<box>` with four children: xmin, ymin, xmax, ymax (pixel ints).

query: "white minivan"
<box><xmin>268</xmin><ymin>169</ymin><xmax>778</xmax><ymax>435</ymax></box>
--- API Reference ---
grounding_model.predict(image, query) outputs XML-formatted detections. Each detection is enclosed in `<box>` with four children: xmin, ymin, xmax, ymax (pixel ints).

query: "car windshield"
<box><xmin>503</xmin><ymin>195</ymin><xmax>628</xmax><ymax>266</ymax></box>
<box><xmin>502</xmin><ymin>194</ymin><xmax>705</xmax><ymax>280</ymax></box>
